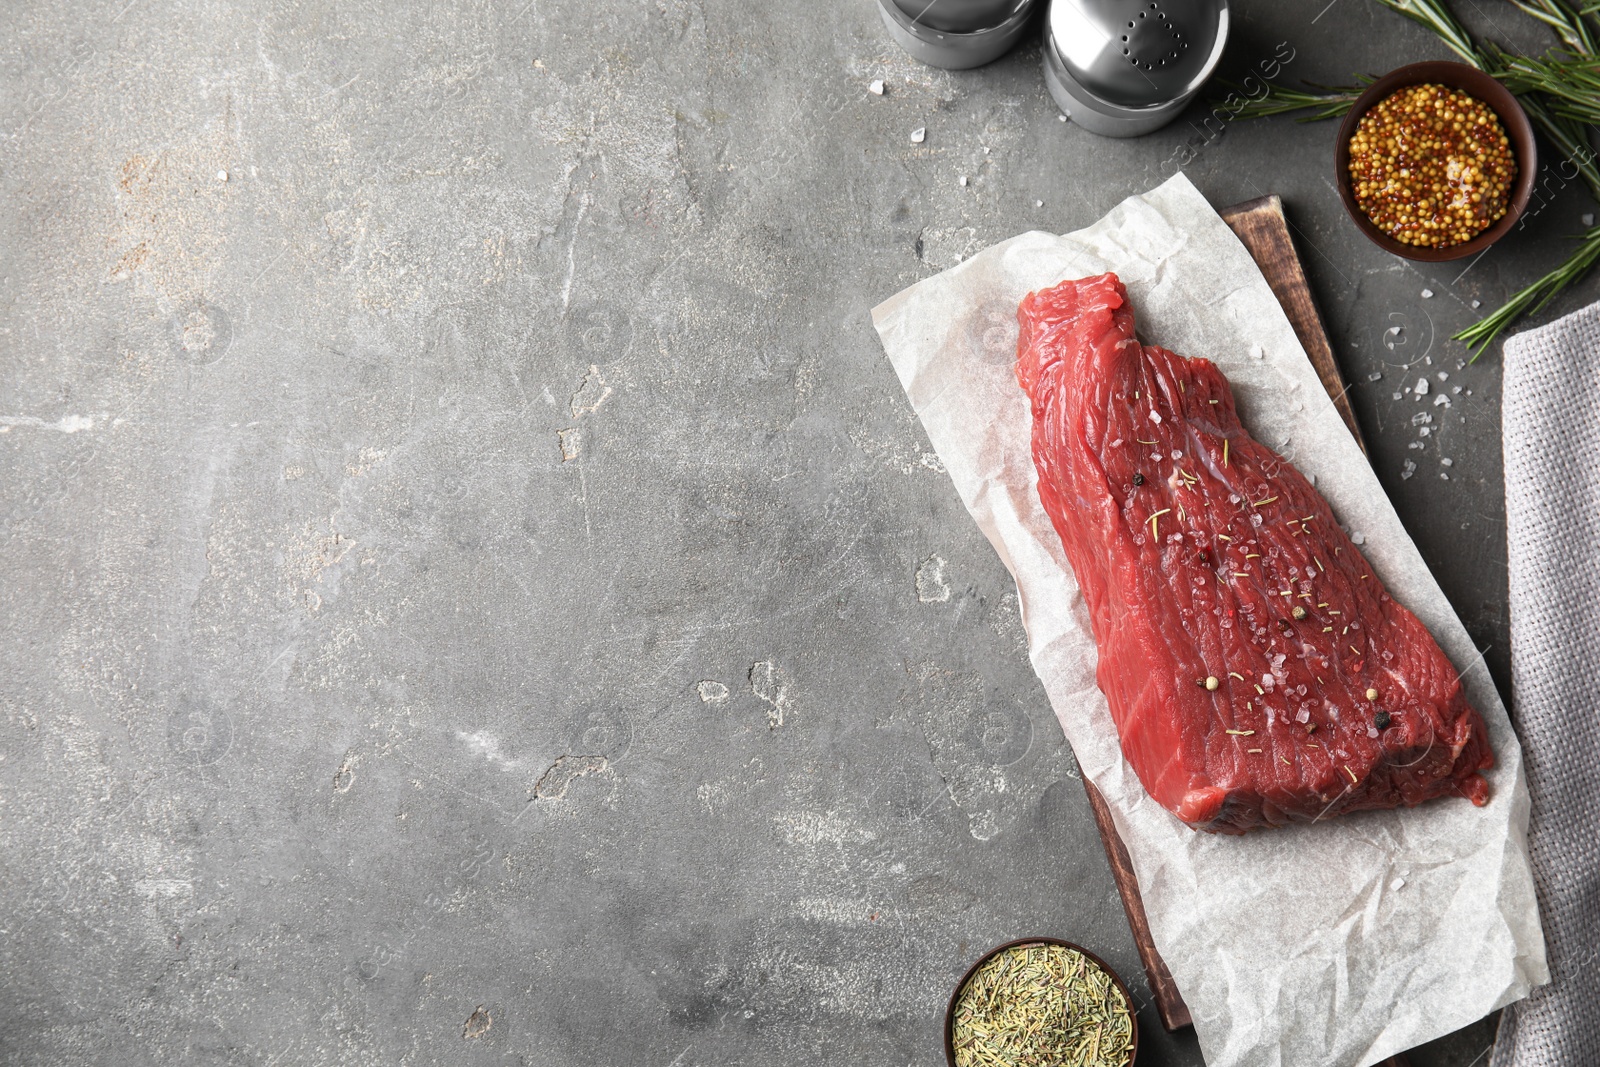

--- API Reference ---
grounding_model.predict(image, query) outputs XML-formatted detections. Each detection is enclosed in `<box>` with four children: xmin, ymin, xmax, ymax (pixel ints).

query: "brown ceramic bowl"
<box><xmin>1334</xmin><ymin>60</ymin><xmax>1536</xmax><ymax>262</ymax></box>
<box><xmin>944</xmin><ymin>937</ymin><xmax>1139</xmax><ymax>1067</ymax></box>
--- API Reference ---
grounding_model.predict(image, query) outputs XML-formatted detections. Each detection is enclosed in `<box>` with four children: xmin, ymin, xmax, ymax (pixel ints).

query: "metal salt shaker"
<box><xmin>1043</xmin><ymin>0</ymin><xmax>1230</xmax><ymax>137</ymax></box>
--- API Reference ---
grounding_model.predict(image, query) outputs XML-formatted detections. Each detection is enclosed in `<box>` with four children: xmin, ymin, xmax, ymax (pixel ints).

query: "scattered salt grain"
<box><xmin>1149</xmin><ymin>410</ymin><xmax>1162</xmax><ymax>424</ymax></box>
<box><xmin>910</xmin><ymin>127</ymin><xmax>926</xmax><ymax>143</ymax></box>
<box><xmin>1402</xmin><ymin>460</ymin><xmax>1416</xmax><ymax>480</ymax></box>
<box><xmin>1586</xmin><ymin>213</ymin><xmax>1595</xmax><ymax>227</ymax></box>
<box><xmin>869</xmin><ymin>79</ymin><xmax>885</xmax><ymax>95</ymax></box>
<box><xmin>1408</xmin><ymin>441</ymin><xmax>1425</xmax><ymax>450</ymax></box>
<box><xmin>217</xmin><ymin>170</ymin><xmax>228</xmax><ymax>182</ymax></box>
<box><xmin>1368</xmin><ymin>371</ymin><xmax>1383</xmax><ymax>382</ymax></box>
<box><xmin>1470</xmin><ymin>299</ymin><xmax>1481</xmax><ymax>309</ymax></box>
<box><xmin>1419</xmin><ymin>426</ymin><xmax>1432</xmax><ymax>436</ymax></box>
<box><xmin>1441</xmin><ymin>457</ymin><xmax>1453</xmax><ymax>467</ymax></box>
<box><xmin>1392</xmin><ymin>392</ymin><xmax>1403</xmax><ymax>401</ymax></box>
<box><xmin>1368</xmin><ymin>726</ymin><xmax>1380</xmax><ymax>738</ymax></box>
<box><xmin>1414</xmin><ymin>378</ymin><xmax>1430</xmax><ymax>396</ymax></box>
<box><xmin>1351</xmin><ymin>531</ymin><xmax>1366</xmax><ymax>546</ymax></box>
<box><xmin>1452</xmin><ymin>386</ymin><xmax>1462</xmax><ymax>394</ymax></box>
<box><xmin>1437</xmin><ymin>371</ymin><xmax>1448</xmax><ymax>381</ymax></box>
<box><xmin>958</xmin><ymin>175</ymin><xmax>967</xmax><ymax>186</ymax></box>
<box><xmin>1035</xmin><ymin>199</ymin><xmax>1044</xmax><ymax>208</ymax></box>
<box><xmin>1058</xmin><ymin>114</ymin><xmax>1067</xmax><ymax>122</ymax></box>
<box><xmin>1391</xmin><ymin>877</ymin><xmax>1407</xmax><ymax>890</ymax></box>
<box><xmin>1249</xmin><ymin>343</ymin><xmax>1265</xmax><ymax>360</ymax></box>
<box><xmin>1421</xmin><ymin>288</ymin><xmax>1434</xmax><ymax>298</ymax></box>
<box><xmin>1440</xmin><ymin>471</ymin><xmax>1450</xmax><ymax>480</ymax></box>
<box><xmin>1110</xmin><ymin>438</ymin><xmax>1123</xmax><ymax>447</ymax></box>
<box><xmin>1170</xmin><ymin>450</ymin><xmax>1183</xmax><ymax>460</ymax></box>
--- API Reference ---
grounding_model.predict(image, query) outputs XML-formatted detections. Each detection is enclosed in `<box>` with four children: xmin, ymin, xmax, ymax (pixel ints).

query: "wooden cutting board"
<box><xmin>1079</xmin><ymin>195</ymin><xmax>1407</xmax><ymax>1066</ymax></box>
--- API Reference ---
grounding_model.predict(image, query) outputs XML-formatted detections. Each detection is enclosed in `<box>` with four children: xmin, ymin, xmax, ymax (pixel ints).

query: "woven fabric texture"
<box><xmin>1492</xmin><ymin>301</ymin><xmax>1600</xmax><ymax>1067</ymax></box>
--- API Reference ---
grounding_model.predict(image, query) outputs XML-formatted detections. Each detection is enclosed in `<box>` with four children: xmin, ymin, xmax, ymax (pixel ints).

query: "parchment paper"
<box><xmin>872</xmin><ymin>173</ymin><xmax>1547</xmax><ymax>1067</ymax></box>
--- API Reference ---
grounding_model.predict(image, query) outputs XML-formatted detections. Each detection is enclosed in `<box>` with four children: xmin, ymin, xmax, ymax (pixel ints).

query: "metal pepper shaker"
<box><xmin>877</xmin><ymin>0</ymin><xmax>1041</xmax><ymax>70</ymax></box>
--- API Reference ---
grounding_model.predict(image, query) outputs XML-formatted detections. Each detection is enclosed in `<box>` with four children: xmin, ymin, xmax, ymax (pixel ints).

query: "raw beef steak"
<box><xmin>1016</xmin><ymin>272</ymin><xmax>1492</xmax><ymax>834</ymax></box>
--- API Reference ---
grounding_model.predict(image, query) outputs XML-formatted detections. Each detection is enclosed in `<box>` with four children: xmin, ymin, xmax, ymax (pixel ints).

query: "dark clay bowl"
<box><xmin>1334</xmin><ymin>60</ymin><xmax>1537</xmax><ymax>262</ymax></box>
<box><xmin>944</xmin><ymin>937</ymin><xmax>1139</xmax><ymax>1067</ymax></box>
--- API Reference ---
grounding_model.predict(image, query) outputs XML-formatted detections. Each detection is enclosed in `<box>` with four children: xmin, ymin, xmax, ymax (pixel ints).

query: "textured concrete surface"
<box><xmin>1</xmin><ymin>1</ymin><xmax>1589</xmax><ymax>1064</ymax></box>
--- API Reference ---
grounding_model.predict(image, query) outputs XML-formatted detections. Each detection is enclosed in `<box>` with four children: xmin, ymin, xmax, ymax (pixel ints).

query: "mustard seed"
<box><xmin>1347</xmin><ymin>83</ymin><xmax>1515</xmax><ymax>249</ymax></box>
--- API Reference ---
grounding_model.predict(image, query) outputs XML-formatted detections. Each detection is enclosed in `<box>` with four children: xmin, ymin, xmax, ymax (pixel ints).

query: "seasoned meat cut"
<box><xmin>1016</xmin><ymin>272</ymin><xmax>1492</xmax><ymax>834</ymax></box>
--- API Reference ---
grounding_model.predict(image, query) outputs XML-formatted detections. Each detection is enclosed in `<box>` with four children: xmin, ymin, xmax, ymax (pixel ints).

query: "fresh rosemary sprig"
<box><xmin>1497</xmin><ymin>51</ymin><xmax>1600</xmax><ymax>125</ymax></box>
<box><xmin>1509</xmin><ymin>0</ymin><xmax>1598</xmax><ymax>56</ymax></box>
<box><xmin>1456</xmin><ymin>226</ymin><xmax>1600</xmax><ymax>353</ymax></box>
<box><xmin>1369</xmin><ymin>0</ymin><xmax>1480</xmax><ymax>65</ymax></box>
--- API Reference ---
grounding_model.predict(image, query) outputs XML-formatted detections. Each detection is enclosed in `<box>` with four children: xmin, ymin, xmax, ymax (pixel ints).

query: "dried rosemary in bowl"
<box><xmin>950</xmin><ymin>942</ymin><xmax>1135</xmax><ymax>1067</ymax></box>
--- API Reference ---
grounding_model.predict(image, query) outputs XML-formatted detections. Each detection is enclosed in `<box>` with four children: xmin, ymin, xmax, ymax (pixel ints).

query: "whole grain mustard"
<box><xmin>1348</xmin><ymin>83</ymin><xmax>1516</xmax><ymax>249</ymax></box>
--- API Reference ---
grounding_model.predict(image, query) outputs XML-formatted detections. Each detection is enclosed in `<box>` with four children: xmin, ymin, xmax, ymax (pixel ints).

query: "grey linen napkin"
<box><xmin>1492</xmin><ymin>301</ymin><xmax>1600</xmax><ymax>1067</ymax></box>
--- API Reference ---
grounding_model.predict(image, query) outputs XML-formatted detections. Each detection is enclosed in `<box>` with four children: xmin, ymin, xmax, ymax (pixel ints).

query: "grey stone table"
<box><xmin>1</xmin><ymin>1</ymin><xmax>1589</xmax><ymax>1064</ymax></box>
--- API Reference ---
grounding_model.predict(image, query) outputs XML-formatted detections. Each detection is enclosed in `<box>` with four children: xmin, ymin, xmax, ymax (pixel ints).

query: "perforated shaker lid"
<box><xmin>1049</xmin><ymin>0</ymin><xmax>1228</xmax><ymax>109</ymax></box>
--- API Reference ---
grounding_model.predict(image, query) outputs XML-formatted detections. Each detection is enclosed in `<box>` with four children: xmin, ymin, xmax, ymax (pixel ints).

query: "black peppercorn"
<box><xmin>1132</xmin><ymin>473</ymin><xmax>1145</xmax><ymax>486</ymax></box>
<box><xmin>1374</xmin><ymin>710</ymin><xmax>1392</xmax><ymax>730</ymax></box>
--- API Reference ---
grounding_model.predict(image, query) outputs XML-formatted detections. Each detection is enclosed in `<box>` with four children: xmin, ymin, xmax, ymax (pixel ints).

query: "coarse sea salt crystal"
<box><xmin>1351</xmin><ymin>531</ymin><xmax>1366</xmax><ymax>546</ymax></box>
<box><xmin>1415</xmin><ymin>378</ymin><xmax>1430</xmax><ymax>396</ymax></box>
<box><xmin>958</xmin><ymin>175</ymin><xmax>967</xmax><ymax>186</ymax></box>
<box><xmin>1368</xmin><ymin>372</ymin><xmax>1383</xmax><ymax>382</ymax></box>
<box><xmin>1419</xmin><ymin>426</ymin><xmax>1432</xmax><ymax>436</ymax></box>
<box><xmin>1441</xmin><ymin>457</ymin><xmax>1453</xmax><ymax>467</ymax></box>
<box><xmin>1437</xmin><ymin>371</ymin><xmax>1449</xmax><ymax>381</ymax></box>
<box><xmin>1170</xmin><ymin>450</ymin><xmax>1183</xmax><ymax>460</ymax></box>
<box><xmin>1392</xmin><ymin>877</ymin><xmax>1407</xmax><ymax>890</ymax></box>
<box><xmin>1441</xmin><ymin>471</ymin><xmax>1450</xmax><ymax>480</ymax></box>
<box><xmin>1471</xmin><ymin>299</ymin><xmax>1481</xmax><ymax>309</ymax></box>
<box><xmin>1434</xmin><ymin>394</ymin><xmax>1451</xmax><ymax>408</ymax></box>
<box><xmin>869</xmin><ymin>79</ymin><xmax>885</xmax><ymax>95</ymax></box>
<box><xmin>1111</xmin><ymin>438</ymin><xmax>1123</xmax><ymax>447</ymax></box>
<box><xmin>1393</xmin><ymin>392</ymin><xmax>1403</xmax><ymax>401</ymax></box>
<box><xmin>910</xmin><ymin>127</ymin><xmax>926</xmax><ymax>143</ymax></box>
<box><xmin>1421</xmin><ymin>288</ymin><xmax>1434</xmax><ymax>298</ymax></box>
<box><xmin>1150</xmin><ymin>410</ymin><xmax>1162</xmax><ymax>424</ymax></box>
<box><xmin>1402</xmin><ymin>460</ymin><xmax>1416</xmax><ymax>479</ymax></box>
<box><xmin>1249</xmin><ymin>343</ymin><xmax>1265</xmax><ymax>360</ymax></box>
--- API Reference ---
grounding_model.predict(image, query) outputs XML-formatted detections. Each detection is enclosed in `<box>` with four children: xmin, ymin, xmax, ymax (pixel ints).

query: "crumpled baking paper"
<box><xmin>872</xmin><ymin>173</ymin><xmax>1547</xmax><ymax>1067</ymax></box>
